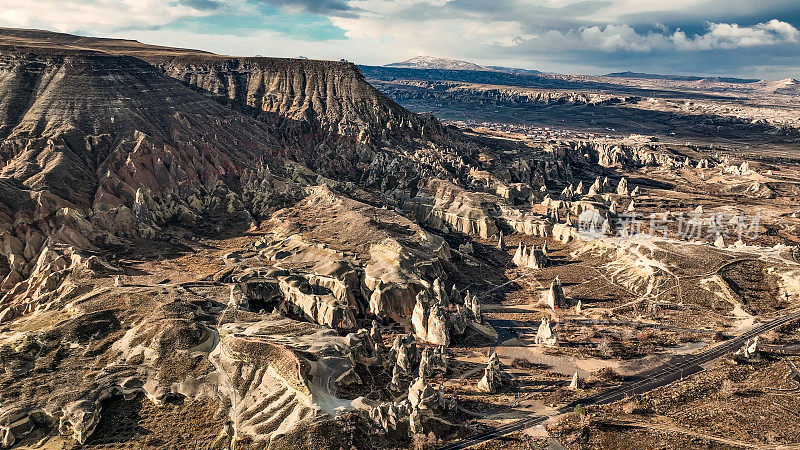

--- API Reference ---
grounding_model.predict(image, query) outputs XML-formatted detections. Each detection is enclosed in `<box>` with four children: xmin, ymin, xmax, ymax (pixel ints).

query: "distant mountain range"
<box><xmin>381</xmin><ymin>58</ymin><xmax>790</xmax><ymax>84</ymax></box>
<box><xmin>603</xmin><ymin>71</ymin><xmax>760</xmax><ymax>84</ymax></box>
<box><xmin>386</xmin><ymin>56</ymin><xmax>541</xmax><ymax>75</ymax></box>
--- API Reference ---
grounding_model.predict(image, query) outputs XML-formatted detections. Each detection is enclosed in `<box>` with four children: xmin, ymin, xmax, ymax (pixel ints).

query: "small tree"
<box><xmin>574</xmin><ymin>404</ymin><xmax>589</xmax><ymax>426</ymax></box>
<box><xmin>598</xmin><ymin>336</ymin><xmax>613</xmax><ymax>358</ymax></box>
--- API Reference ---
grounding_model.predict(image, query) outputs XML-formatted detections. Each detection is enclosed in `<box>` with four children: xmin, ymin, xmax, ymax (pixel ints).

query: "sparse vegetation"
<box><xmin>719</xmin><ymin>378</ymin><xmax>736</xmax><ymax>398</ymax></box>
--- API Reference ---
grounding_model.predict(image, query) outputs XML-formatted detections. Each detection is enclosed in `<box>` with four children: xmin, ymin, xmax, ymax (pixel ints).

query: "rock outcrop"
<box><xmin>477</xmin><ymin>352</ymin><xmax>509</xmax><ymax>393</ymax></box>
<box><xmin>395</xmin><ymin>180</ymin><xmax>500</xmax><ymax>239</ymax></box>
<box><xmin>464</xmin><ymin>291</ymin><xmax>482</xmax><ymax>323</ymax></box>
<box><xmin>546</xmin><ymin>276</ymin><xmax>567</xmax><ymax>309</ymax></box>
<box><xmin>617</xmin><ymin>177</ymin><xmax>630</xmax><ymax>196</ymax></box>
<box><xmin>535</xmin><ymin>317</ymin><xmax>559</xmax><ymax>346</ymax></box>
<box><xmin>418</xmin><ymin>346</ymin><xmax>448</xmax><ymax>378</ymax></box>
<box><xmin>0</xmin><ymin>244</ymin><xmax>119</xmax><ymax>323</ymax></box>
<box><xmin>569</xmin><ymin>371</ymin><xmax>581</xmax><ymax>390</ymax></box>
<box><xmin>513</xmin><ymin>242</ymin><xmax>549</xmax><ymax>269</ymax></box>
<box><xmin>390</xmin><ymin>334</ymin><xmax>419</xmax><ymax>375</ymax></box>
<box><xmin>408</xmin><ymin>377</ymin><xmax>444</xmax><ymax>410</ymax></box>
<box><xmin>733</xmin><ymin>336</ymin><xmax>760</xmax><ymax>362</ymax></box>
<box><xmin>278</xmin><ymin>275</ymin><xmax>357</xmax><ymax>330</ymax></box>
<box><xmin>369</xmin><ymin>400</ymin><xmax>412</xmax><ymax>434</ymax></box>
<box><xmin>412</xmin><ymin>280</ymin><xmax>495</xmax><ymax>345</ymax></box>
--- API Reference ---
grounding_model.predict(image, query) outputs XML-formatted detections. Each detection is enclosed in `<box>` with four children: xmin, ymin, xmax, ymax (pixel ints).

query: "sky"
<box><xmin>2</xmin><ymin>0</ymin><xmax>799</xmax><ymax>79</ymax></box>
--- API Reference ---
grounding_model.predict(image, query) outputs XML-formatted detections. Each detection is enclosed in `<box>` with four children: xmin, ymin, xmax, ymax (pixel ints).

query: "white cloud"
<box><xmin>2</xmin><ymin>1</ymin><xmax>796</xmax><ymax>58</ymax></box>
<box><xmin>568</xmin><ymin>25</ymin><xmax>672</xmax><ymax>52</ymax></box>
<box><xmin>325</xmin><ymin>1</ymin><xmax>800</xmax><ymax>62</ymax></box>
<box><xmin>329</xmin><ymin>0</ymin><xmax>532</xmax><ymax>62</ymax></box>
<box><xmin>673</xmin><ymin>20</ymin><xmax>800</xmax><ymax>50</ymax></box>
<box><xmin>0</xmin><ymin>0</ymin><xmax>219</xmax><ymax>33</ymax></box>
<box><xmin>510</xmin><ymin>19</ymin><xmax>800</xmax><ymax>53</ymax></box>
<box><xmin>586</xmin><ymin>0</ymin><xmax>707</xmax><ymax>22</ymax></box>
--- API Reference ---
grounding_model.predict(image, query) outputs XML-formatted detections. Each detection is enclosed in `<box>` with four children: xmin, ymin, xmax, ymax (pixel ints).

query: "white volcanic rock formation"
<box><xmin>278</xmin><ymin>275</ymin><xmax>357</xmax><ymax>330</ymax></box>
<box><xmin>535</xmin><ymin>317</ymin><xmax>559</xmax><ymax>346</ymax></box>
<box><xmin>617</xmin><ymin>177</ymin><xmax>630</xmax><ymax>196</ymax></box>
<box><xmin>408</xmin><ymin>377</ymin><xmax>443</xmax><ymax>410</ymax></box>
<box><xmin>0</xmin><ymin>244</ymin><xmax>119</xmax><ymax>323</ymax></box>
<box><xmin>569</xmin><ymin>371</ymin><xmax>581</xmax><ymax>390</ymax></box>
<box><xmin>464</xmin><ymin>291</ymin><xmax>482</xmax><ymax>323</ymax></box>
<box><xmin>418</xmin><ymin>346</ymin><xmax>447</xmax><ymax>378</ymax></box>
<box><xmin>389</xmin><ymin>333</ymin><xmax>418</xmax><ymax>375</ymax></box>
<box><xmin>477</xmin><ymin>352</ymin><xmax>509</xmax><ymax>393</ymax></box>
<box><xmin>412</xmin><ymin>281</ymin><xmax>496</xmax><ymax>345</ymax></box>
<box><xmin>733</xmin><ymin>336</ymin><xmax>760</xmax><ymax>362</ymax></box>
<box><xmin>395</xmin><ymin>180</ymin><xmax>500</xmax><ymax>239</ymax></box>
<box><xmin>546</xmin><ymin>276</ymin><xmax>567</xmax><ymax>309</ymax></box>
<box><xmin>513</xmin><ymin>242</ymin><xmax>549</xmax><ymax>269</ymax></box>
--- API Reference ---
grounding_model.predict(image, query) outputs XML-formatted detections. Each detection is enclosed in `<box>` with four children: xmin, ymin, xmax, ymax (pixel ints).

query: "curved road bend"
<box><xmin>440</xmin><ymin>309</ymin><xmax>800</xmax><ymax>450</ymax></box>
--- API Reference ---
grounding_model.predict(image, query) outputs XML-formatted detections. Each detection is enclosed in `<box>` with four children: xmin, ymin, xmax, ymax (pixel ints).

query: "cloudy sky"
<box><xmin>2</xmin><ymin>0</ymin><xmax>800</xmax><ymax>78</ymax></box>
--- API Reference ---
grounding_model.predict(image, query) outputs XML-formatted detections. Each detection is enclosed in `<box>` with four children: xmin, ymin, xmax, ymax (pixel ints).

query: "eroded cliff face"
<box><xmin>149</xmin><ymin>56</ymin><xmax>441</xmax><ymax>144</ymax></box>
<box><xmin>145</xmin><ymin>55</ymin><xmax>510</xmax><ymax>206</ymax></box>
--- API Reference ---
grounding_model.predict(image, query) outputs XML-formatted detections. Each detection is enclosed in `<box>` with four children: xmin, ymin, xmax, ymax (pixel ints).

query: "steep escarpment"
<box><xmin>143</xmin><ymin>55</ymin><xmax>461</xmax><ymax>187</ymax></box>
<box><xmin>149</xmin><ymin>55</ymin><xmax>435</xmax><ymax>140</ymax></box>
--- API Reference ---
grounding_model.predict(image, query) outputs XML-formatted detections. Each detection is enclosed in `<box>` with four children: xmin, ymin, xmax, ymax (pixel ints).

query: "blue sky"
<box><xmin>2</xmin><ymin>0</ymin><xmax>799</xmax><ymax>79</ymax></box>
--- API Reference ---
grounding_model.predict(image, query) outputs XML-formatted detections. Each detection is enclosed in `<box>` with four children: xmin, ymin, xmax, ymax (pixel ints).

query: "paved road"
<box><xmin>440</xmin><ymin>309</ymin><xmax>800</xmax><ymax>450</ymax></box>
